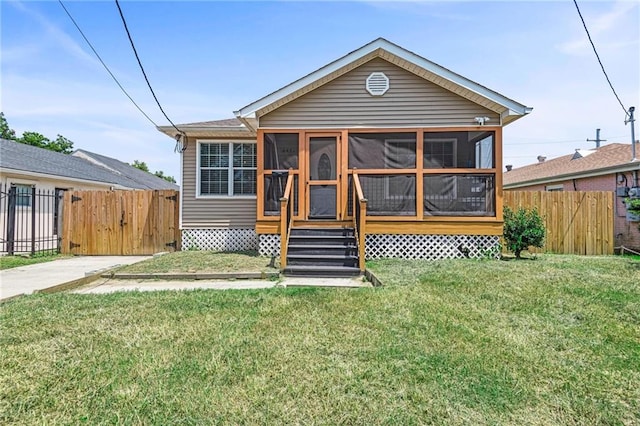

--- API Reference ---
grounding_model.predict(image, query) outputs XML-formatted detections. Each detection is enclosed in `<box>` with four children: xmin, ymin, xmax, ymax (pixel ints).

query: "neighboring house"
<box><xmin>0</xmin><ymin>138</ymin><xmax>178</xmax><ymax>254</ymax></box>
<box><xmin>503</xmin><ymin>142</ymin><xmax>640</xmax><ymax>250</ymax></box>
<box><xmin>71</xmin><ymin>150</ymin><xmax>178</xmax><ymax>191</ymax></box>
<box><xmin>157</xmin><ymin>38</ymin><xmax>531</xmax><ymax>273</ymax></box>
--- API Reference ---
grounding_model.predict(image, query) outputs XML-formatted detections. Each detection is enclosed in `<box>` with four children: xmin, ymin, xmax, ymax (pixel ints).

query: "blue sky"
<box><xmin>1</xmin><ymin>1</ymin><xmax>638</xmax><ymax>183</ymax></box>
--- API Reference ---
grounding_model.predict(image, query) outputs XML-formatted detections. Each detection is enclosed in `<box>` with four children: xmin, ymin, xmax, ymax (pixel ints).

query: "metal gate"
<box><xmin>0</xmin><ymin>184</ymin><xmax>63</xmax><ymax>255</ymax></box>
<box><xmin>61</xmin><ymin>189</ymin><xmax>180</xmax><ymax>255</ymax></box>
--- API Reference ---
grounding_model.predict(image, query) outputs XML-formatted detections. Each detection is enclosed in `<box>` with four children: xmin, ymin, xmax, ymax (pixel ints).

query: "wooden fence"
<box><xmin>61</xmin><ymin>190</ymin><xmax>179</xmax><ymax>255</ymax></box>
<box><xmin>504</xmin><ymin>191</ymin><xmax>614</xmax><ymax>255</ymax></box>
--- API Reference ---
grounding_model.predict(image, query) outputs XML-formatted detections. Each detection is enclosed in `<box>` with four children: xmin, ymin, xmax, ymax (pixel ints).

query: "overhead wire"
<box><xmin>572</xmin><ymin>0</ymin><xmax>629</xmax><ymax>117</ymax></box>
<box><xmin>113</xmin><ymin>0</ymin><xmax>186</xmax><ymax>152</ymax></box>
<box><xmin>58</xmin><ymin>0</ymin><xmax>158</xmax><ymax>127</ymax></box>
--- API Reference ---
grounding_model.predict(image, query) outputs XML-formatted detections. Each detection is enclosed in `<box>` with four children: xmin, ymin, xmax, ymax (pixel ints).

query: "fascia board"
<box><xmin>504</xmin><ymin>163</ymin><xmax>640</xmax><ymax>189</ymax></box>
<box><xmin>0</xmin><ymin>167</ymin><xmax>129</xmax><ymax>189</ymax></box>
<box><xmin>157</xmin><ymin>125</ymin><xmax>252</xmax><ymax>138</ymax></box>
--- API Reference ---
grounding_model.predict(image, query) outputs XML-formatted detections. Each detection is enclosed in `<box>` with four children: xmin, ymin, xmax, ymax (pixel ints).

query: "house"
<box><xmin>503</xmin><ymin>142</ymin><xmax>640</xmax><ymax>250</ymax></box>
<box><xmin>1</xmin><ymin>138</ymin><xmax>178</xmax><ymax>191</ymax></box>
<box><xmin>157</xmin><ymin>38</ymin><xmax>531</xmax><ymax>274</ymax></box>
<box><xmin>0</xmin><ymin>138</ymin><xmax>178</xmax><ymax>254</ymax></box>
<box><xmin>71</xmin><ymin>150</ymin><xmax>179</xmax><ymax>191</ymax></box>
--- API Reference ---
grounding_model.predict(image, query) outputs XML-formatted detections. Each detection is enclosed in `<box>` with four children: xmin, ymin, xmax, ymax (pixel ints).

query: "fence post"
<box><xmin>6</xmin><ymin>186</ymin><xmax>17</xmax><ymax>255</ymax></box>
<box><xmin>31</xmin><ymin>186</ymin><xmax>36</xmax><ymax>255</ymax></box>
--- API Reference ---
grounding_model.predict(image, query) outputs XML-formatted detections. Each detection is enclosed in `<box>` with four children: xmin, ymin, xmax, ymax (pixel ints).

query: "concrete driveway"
<box><xmin>0</xmin><ymin>256</ymin><xmax>151</xmax><ymax>301</ymax></box>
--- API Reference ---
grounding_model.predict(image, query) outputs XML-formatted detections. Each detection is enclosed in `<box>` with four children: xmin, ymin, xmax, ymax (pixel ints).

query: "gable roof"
<box><xmin>503</xmin><ymin>142</ymin><xmax>640</xmax><ymax>188</ymax></box>
<box><xmin>73</xmin><ymin>150</ymin><xmax>179</xmax><ymax>190</ymax></box>
<box><xmin>157</xmin><ymin>117</ymin><xmax>255</xmax><ymax>139</ymax></box>
<box><xmin>235</xmin><ymin>37</ymin><xmax>532</xmax><ymax>126</ymax></box>
<box><xmin>0</xmin><ymin>138</ymin><xmax>177</xmax><ymax>190</ymax></box>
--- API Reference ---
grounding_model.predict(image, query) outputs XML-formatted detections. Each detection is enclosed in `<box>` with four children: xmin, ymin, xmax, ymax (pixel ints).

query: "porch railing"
<box><xmin>279</xmin><ymin>170</ymin><xmax>295</xmax><ymax>269</ymax></box>
<box><xmin>352</xmin><ymin>172</ymin><xmax>367</xmax><ymax>271</ymax></box>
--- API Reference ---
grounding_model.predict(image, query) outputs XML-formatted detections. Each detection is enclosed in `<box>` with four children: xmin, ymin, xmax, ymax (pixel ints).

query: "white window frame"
<box><xmin>424</xmin><ymin>138</ymin><xmax>457</xmax><ymax>168</ymax></box>
<box><xmin>13</xmin><ymin>184</ymin><xmax>34</xmax><ymax>208</ymax></box>
<box><xmin>546</xmin><ymin>184</ymin><xmax>564</xmax><ymax>192</ymax></box>
<box><xmin>196</xmin><ymin>140</ymin><xmax>257</xmax><ymax>198</ymax></box>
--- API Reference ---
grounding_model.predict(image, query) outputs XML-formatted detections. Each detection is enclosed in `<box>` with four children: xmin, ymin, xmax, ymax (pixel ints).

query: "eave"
<box><xmin>235</xmin><ymin>38</ymin><xmax>531</xmax><ymax>125</ymax></box>
<box><xmin>0</xmin><ymin>167</ymin><xmax>130</xmax><ymax>189</ymax></box>
<box><xmin>157</xmin><ymin>125</ymin><xmax>256</xmax><ymax>139</ymax></box>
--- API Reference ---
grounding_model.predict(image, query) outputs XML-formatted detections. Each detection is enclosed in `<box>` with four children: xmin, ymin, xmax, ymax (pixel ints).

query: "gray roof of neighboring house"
<box><xmin>0</xmin><ymin>138</ymin><xmax>178</xmax><ymax>190</ymax></box>
<box><xmin>73</xmin><ymin>150</ymin><xmax>178</xmax><ymax>190</ymax></box>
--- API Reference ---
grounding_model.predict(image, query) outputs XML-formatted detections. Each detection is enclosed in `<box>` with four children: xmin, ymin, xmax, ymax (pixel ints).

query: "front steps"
<box><xmin>284</xmin><ymin>227</ymin><xmax>361</xmax><ymax>277</ymax></box>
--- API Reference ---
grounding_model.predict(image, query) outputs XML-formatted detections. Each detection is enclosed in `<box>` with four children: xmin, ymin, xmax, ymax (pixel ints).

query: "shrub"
<box><xmin>503</xmin><ymin>206</ymin><xmax>546</xmax><ymax>259</ymax></box>
<box><xmin>625</xmin><ymin>197</ymin><xmax>640</xmax><ymax>212</ymax></box>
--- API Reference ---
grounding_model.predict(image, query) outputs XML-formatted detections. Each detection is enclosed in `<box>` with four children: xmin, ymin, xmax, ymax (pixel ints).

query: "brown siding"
<box><xmin>260</xmin><ymin>58</ymin><xmax>500</xmax><ymax>128</ymax></box>
<box><xmin>181</xmin><ymin>137</ymin><xmax>257</xmax><ymax>228</ymax></box>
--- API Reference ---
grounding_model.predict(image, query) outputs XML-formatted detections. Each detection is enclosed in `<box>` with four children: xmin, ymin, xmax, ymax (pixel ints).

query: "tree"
<box><xmin>132</xmin><ymin>160</ymin><xmax>176</xmax><ymax>183</ymax></box>
<box><xmin>503</xmin><ymin>206</ymin><xmax>546</xmax><ymax>259</ymax></box>
<box><xmin>154</xmin><ymin>170</ymin><xmax>176</xmax><ymax>183</ymax></box>
<box><xmin>0</xmin><ymin>112</ymin><xmax>17</xmax><ymax>140</ymax></box>
<box><xmin>20</xmin><ymin>131</ymin><xmax>50</xmax><ymax>149</ymax></box>
<box><xmin>49</xmin><ymin>135</ymin><xmax>74</xmax><ymax>154</ymax></box>
<box><xmin>131</xmin><ymin>160</ymin><xmax>150</xmax><ymax>172</ymax></box>
<box><xmin>1</xmin><ymin>112</ymin><xmax>74</xmax><ymax>153</ymax></box>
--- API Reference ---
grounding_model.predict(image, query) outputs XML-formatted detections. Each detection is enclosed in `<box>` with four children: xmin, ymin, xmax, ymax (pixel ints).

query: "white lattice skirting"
<box><xmin>259</xmin><ymin>234</ymin><xmax>281</xmax><ymax>257</ymax></box>
<box><xmin>258</xmin><ymin>233</ymin><xmax>500</xmax><ymax>260</ymax></box>
<box><xmin>181</xmin><ymin>229</ymin><xmax>258</xmax><ymax>251</ymax></box>
<box><xmin>366</xmin><ymin>234</ymin><xmax>500</xmax><ymax>260</ymax></box>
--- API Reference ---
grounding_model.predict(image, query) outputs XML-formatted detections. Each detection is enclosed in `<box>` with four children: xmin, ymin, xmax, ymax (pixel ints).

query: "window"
<box><xmin>199</xmin><ymin>142</ymin><xmax>256</xmax><ymax>196</ymax></box>
<box><xmin>546</xmin><ymin>184</ymin><xmax>564</xmax><ymax>192</ymax></box>
<box><xmin>13</xmin><ymin>184</ymin><xmax>33</xmax><ymax>207</ymax></box>
<box><xmin>424</xmin><ymin>138</ymin><xmax>457</xmax><ymax>168</ymax></box>
<box><xmin>384</xmin><ymin>139</ymin><xmax>416</xmax><ymax>169</ymax></box>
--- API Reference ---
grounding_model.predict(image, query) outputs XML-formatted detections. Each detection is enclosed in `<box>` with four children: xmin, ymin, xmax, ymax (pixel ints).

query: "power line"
<box><xmin>114</xmin><ymin>0</ymin><xmax>183</xmax><ymax>137</ymax></box>
<box><xmin>504</xmin><ymin>134</ymin><xmax>627</xmax><ymax>146</ymax></box>
<box><xmin>57</xmin><ymin>0</ymin><xmax>158</xmax><ymax>127</ymax></box>
<box><xmin>572</xmin><ymin>0</ymin><xmax>628</xmax><ymax>117</ymax></box>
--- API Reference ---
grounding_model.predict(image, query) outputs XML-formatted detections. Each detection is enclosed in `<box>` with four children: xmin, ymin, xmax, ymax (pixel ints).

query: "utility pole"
<box><xmin>587</xmin><ymin>128</ymin><xmax>606</xmax><ymax>148</ymax></box>
<box><xmin>626</xmin><ymin>106</ymin><xmax>636</xmax><ymax>162</ymax></box>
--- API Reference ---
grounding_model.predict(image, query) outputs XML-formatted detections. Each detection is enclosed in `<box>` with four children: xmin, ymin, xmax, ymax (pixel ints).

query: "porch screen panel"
<box><xmin>264</xmin><ymin>133</ymin><xmax>299</xmax><ymax>170</ymax></box>
<box><xmin>359</xmin><ymin>175</ymin><xmax>416</xmax><ymax>216</ymax></box>
<box><xmin>348</xmin><ymin>133</ymin><xmax>416</xmax><ymax>169</ymax></box>
<box><xmin>263</xmin><ymin>174</ymin><xmax>298</xmax><ymax>216</ymax></box>
<box><xmin>424</xmin><ymin>131</ymin><xmax>494</xmax><ymax>169</ymax></box>
<box><xmin>423</xmin><ymin>174</ymin><xmax>495</xmax><ymax>216</ymax></box>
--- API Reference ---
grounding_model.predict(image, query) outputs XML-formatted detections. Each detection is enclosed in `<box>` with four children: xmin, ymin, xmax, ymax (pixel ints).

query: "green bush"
<box><xmin>503</xmin><ymin>206</ymin><xmax>546</xmax><ymax>259</ymax></box>
<box><xmin>625</xmin><ymin>197</ymin><xmax>640</xmax><ymax>212</ymax></box>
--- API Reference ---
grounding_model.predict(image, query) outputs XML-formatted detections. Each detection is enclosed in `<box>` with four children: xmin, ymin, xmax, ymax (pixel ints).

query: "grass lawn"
<box><xmin>116</xmin><ymin>250</ymin><xmax>278</xmax><ymax>274</ymax></box>
<box><xmin>1</xmin><ymin>255</ymin><xmax>638</xmax><ymax>424</ymax></box>
<box><xmin>0</xmin><ymin>252</ymin><xmax>66</xmax><ymax>270</ymax></box>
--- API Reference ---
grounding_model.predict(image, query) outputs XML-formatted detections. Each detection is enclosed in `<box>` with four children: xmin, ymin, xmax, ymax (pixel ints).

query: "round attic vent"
<box><xmin>366</xmin><ymin>72</ymin><xmax>389</xmax><ymax>96</ymax></box>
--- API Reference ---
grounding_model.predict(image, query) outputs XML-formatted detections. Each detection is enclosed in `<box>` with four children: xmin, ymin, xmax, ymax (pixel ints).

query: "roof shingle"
<box><xmin>1</xmin><ymin>138</ymin><xmax>178</xmax><ymax>190</ymax></box>
<box><xmin>504</xmin><ymin>142</ymin><xmax>640</xmax><ymax>187</ymax></box>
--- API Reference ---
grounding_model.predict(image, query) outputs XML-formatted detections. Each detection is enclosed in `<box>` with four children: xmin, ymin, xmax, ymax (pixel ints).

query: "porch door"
<box><xmin>306</xmin><ymin>135</ymin><xmax>340</xmax><ymax>219</ymax></box>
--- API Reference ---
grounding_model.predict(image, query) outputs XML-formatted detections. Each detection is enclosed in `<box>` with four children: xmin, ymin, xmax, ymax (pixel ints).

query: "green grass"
<box><xmin>117</xmin><ymin>250</ymin><xmax>278</xmax><ymax>274</ymax></box>
<box><xmin>1</xmin><ymin>255</ymin><xmax>638</xmax><ymax>424</ymax></box>
<box><xmin>0</xmin><ymin>252</ymin><xmax>66</xmax><ymax>270</ymax></box>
